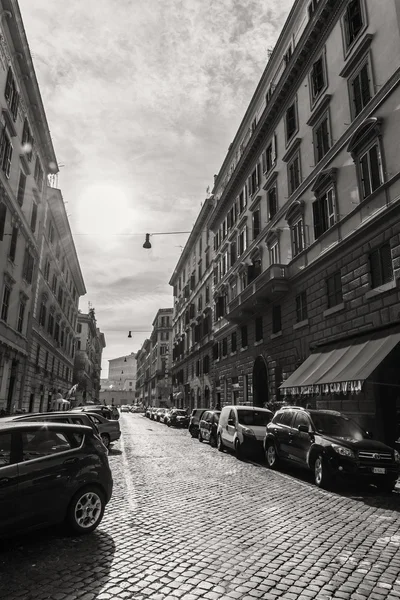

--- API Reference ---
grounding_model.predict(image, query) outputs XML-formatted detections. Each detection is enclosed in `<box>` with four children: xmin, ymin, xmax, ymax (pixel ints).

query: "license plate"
<box><xmin>373</xmin><ymin>467</ymin><xmax>386</xmax><ymax>474</ymax></box>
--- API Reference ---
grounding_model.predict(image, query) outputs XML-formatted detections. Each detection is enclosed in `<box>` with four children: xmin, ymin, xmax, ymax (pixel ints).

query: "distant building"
<box><xmin>103</xmin><ymin>352</ymin><xmax>137</xmax><ymax>392</ymax></box>
<box><xmin>136</xmin><ymin>309</ymin><xmax>173</xmax><ymax>407</ymax></box>
<box><xmin>72</xmin><ymin>308</ymin><xmax>106</xmax><ymax>405</ymax></box>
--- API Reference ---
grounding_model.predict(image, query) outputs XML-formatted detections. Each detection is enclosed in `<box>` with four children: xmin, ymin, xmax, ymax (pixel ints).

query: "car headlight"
<box><xmin>242</xmin><ymin>427</ymin><xmax>256</xmax><ymax>437</ymax></box>
<box><xmin>394</xmin><ymin>450</ymin><xmax>400</xmax><ymax>464</ymax></box>
<box><xmin>332</xmin><ymin>444</ymin><xmax>355</xmax><ymax>458</ymax></box>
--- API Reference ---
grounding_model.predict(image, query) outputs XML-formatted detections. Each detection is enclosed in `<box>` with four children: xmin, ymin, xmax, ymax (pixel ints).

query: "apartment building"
<box><xmin>72</xmin><ymin>308</ymin><xmax>106</xmax><ymax>405</ymax></box>
<box><xmin>169</xmin><ymin>198</ymin><xmax>215</xmax><ymax>410</ymax></box>
<box><xmin>23</xmin><ymin>187</ymin><xmax>86</xmax><ymax>411</ymax></box>
<box><xmin>136</xmin><ymin>309</ymin><xmax>173</xmax><ymax>407</ymax></box>
<box><xmin>105</xmin><ymin>352</ymin><xmax>137</xmax><ymax>392</ymax></box>
<box><xmin>0</xmin><ymin>1</ymin><xmax>60</xmax><ymax>412</ymax></box>
<box><xmin>209</xmin><ymin>0</ymin><xmax>400</xmax><ymax>445</ymax></box>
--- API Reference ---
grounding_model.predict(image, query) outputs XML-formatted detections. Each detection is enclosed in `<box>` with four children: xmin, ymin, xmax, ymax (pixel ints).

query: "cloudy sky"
<box><xmin>19</xmin><ymin>0</ymin><xmax>293</xmax><ymax>377</ymax></box>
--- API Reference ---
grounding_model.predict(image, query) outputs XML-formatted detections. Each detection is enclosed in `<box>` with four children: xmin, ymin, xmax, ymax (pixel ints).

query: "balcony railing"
<box><xmin>226</xmin><ymin>264</ymin><xmax>289</xmax><ymax>323</ymax></box>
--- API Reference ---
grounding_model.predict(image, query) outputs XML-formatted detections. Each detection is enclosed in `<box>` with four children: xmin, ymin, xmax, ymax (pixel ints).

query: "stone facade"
<box><xmin>72</xmin><ymin>309</ymin><xmax>106</xmax><ymax>405</ymax></box>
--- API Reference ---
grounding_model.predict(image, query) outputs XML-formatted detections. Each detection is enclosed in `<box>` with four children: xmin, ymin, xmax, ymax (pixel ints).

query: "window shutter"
<box><xmin>352</xmin><ymin>74</ymin><xmax>363</xmax><ymax>116</ymax></box>
<box><xmin>262</xmin><ymin>149</ymin><xmax>267</xmax><ymax>173</ymax></box>
<box><xmin>247</xmin><ymin>176</ymin><xmax>252</xmax><ymax>197</ymax></box>
<box><xmin>11</xmin><ymin>90</ymin><xmax>19</xmax><ymax>121</ymax></box>
<box><xmin>4</xmin><ymin>68</ymin><xmax>12</xmax><ymax>102</ymax></box>
<box><xmin>272</xmin><ymin>134</ymin><xmax>277</xmax><ymax>163</ymax></box>
<box><xmin>17</xmin><ymin>172</ymin><xmax>26</xmax><ymax>206</ymax></box>
<box><xmin>360</xmin><ymin>153</ymin><xmax>371</xmax><ymax>198</ymax></box>
<box><xmin>360</xmin><ymin>64</ymin><xmax>371</xmax><ymax>106</ymax></box>
<box><xmin>369</xmin><ymin>145</ymin><xmax>381</xmax><ymax>192</ymax></box>
<box><xmin>30</xmin><ymin>203</ymin><xmax>38</xmax><ymax>233</ymax></box>
<box><xmin>0</xmin><ymin>203</ymin><xmax>6</xmax><ymax>241</ymax></box>
<box><xmin>256</xmin><ymin>162</ymin><xmax>261</xmax><ymax>187</ymax></box>
<box><xmin>5</xmin><ymin>142</ymin><xmax>12</xmax><ymax>178</ymax></box>
<box><xmin>312</xmin><ymin>200</ymin><xmax>322</xmax><ymax>239</ymax></box>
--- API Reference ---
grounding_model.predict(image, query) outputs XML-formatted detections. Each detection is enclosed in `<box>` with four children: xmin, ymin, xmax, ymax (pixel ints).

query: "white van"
<box><xmin>217</xmin><ymin>405</ymin><xmax>273</xmax><ymax>459</ymax></box>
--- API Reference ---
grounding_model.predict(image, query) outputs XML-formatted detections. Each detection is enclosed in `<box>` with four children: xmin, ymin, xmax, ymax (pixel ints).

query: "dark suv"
<box><xmin>188</xmin><ymin>409</ymin><xmax>207</xmax><ymax>438</ymax></box>
<box><xmin>0</xmin><ymin>421</ymin><xmax>113</xmax><ymax>538</ymax></box>
<box><xmin>264</xmin><ymin>407</ymin><xmax>400</xmax><ymax>491</ymax></box>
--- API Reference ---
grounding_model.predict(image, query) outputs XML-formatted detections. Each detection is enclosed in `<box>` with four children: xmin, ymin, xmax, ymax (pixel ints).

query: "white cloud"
<box><xmin>19</xmin><ymin>0</ymin><xmax>293</xmax><ymax>375</ymax></box>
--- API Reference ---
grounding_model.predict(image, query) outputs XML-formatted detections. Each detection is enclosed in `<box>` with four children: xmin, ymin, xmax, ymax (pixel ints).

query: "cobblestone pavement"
<box><xmin>1</xmin><ymin>414</ymin><xmax>400</xmax><ymax>600</ymax></box>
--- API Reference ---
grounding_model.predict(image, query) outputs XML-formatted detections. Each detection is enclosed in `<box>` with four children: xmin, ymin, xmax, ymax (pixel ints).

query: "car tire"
<box><xmin>66</xmin><ymin>486</ymin><xmax>105</xmax><ymax>535</ymax></box>
<box><xmin>210</xmin><ymin>434</ymin><xmax>217</xmax><ymax>448</ymax></box>
<box><xmin>217</xmin><ymin>434</ymin><xmax>224</xmax><ymax>452</ymax></box>
<box><xmin>101</xmin><ymin>433</ymin><xmax>110</xmax><ymax>449</ymax></box>
<box><xmin>189</xmin><ymin>427</ymin><xmax>196</xmax><ymax>438</ymax></box>
<box><xmin>235</xmin><ymin>439</ymin><xmax>243</xmax><ymax>460</ymax></box>
<box><xmin>376</xmin><ymin>478</ymin><xmax>396</xmax><ymax>493</ymax></box>
<box><xmin>265</xmin><ymin>442</ymin><xmax>279</xmax><ymax>469</ymax></box>
<box><xmin>198</xmin><ymin>431</ymin><xmax>203</xmax><ymax>443</ymax></box>
<box><xmin>314</xmin><ymin>454</ymin><xmax>332</xmax><ymax>489</ymax></box>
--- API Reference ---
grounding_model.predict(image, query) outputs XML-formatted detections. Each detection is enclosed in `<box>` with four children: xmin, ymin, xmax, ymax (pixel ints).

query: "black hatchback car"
<box><xmin>264</xmin><ymin>407</ymin><xmax>400</xmax><ymax>491</ymax></box>
<box><xmin>0</xmin><ymin>421</ymin><xmax>113</xmax><ymax>538</ymax></box>
<box><xmin>198</xmin><ymin>411</ymin><xmax>221</xmax><ymax>447</ymax></box>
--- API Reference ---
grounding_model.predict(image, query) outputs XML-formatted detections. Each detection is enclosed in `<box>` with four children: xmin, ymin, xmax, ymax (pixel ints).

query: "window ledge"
<box><xmin>270</xmin><ymin>331</ymin><xmax>282</xmax><ymax>339</ymax></box>
<box><xmin>364</xmin><ymin>279</ymin><xmax>396</xmax><ymax>299</ymax></box>
<box><xmin>230</xmin><ymin>351</ymin><xmax>237</xmax><ymax>356</ymax></box>
<box><xmin>254</xmin><ymin>339</ymin><xmax>263</xmax><ymax>346</ymax></box>
<box><xmin>240</xmin><ymin>346</ymin><xmax>248</xmax><ymax>352</ymax></box>
<box><xmin>293</xmin><ymin>319</ymin><xmax>309</xmax><ymax>330</ymax></box>
<box><xmin>323</xmin><ymin>302</ymin><xmax>345</xmax><ymax>317</ymax></box>
<box><xmin>340</xmin><ymin>33</ymin><xmax>374</xmax><ymax>78</ymax></box>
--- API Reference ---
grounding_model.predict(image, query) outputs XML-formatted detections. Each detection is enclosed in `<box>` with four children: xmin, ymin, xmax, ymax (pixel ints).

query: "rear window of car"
<box><xmin>22</xmin><ymin>430</ymin><xmax>72</xmax><ymax>461</ymax></box>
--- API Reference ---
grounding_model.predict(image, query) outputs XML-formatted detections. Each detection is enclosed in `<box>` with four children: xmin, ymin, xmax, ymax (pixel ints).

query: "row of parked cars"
<box><xmin>145</xmin><ymin>406</ymin><xmax>190</xmax><ymax>427</ymax></box>
<box><xmin>178</xmin><ymin>405</ymin><xmax>400</xmax><ymax>492</ymax></box>
<box><xmin>0</xmin><ymin>404</ymin><xmax>120</xmax><ymax>539</ymax></box>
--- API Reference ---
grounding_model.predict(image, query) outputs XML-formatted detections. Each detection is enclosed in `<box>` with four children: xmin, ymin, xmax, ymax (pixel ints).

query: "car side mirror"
<box><xmin>298</xmin><ymin>425</ymin><xmax>309</xmax><ymax>434</ymax></box>
<box><xmin>228</xmin><ymin>418</ymin><xmax>234</xmax><ymax>426</ymax></box>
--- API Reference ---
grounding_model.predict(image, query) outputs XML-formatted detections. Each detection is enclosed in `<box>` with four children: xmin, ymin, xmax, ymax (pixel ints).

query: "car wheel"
<box><xmin>210</xmin><ymin>434</ymin><xmax>217</xmax><ymax>448</ymax></box>
<box><xmin>235</xmin><ymin>440</ymin><xmax>243</xmax><ymax>460</ymax></box>
<box><xmin>101</xmin><ymin>433</ymin><xmax>110</xmax><ymax>449</ymax></box>
<box><xmin>198</xmin><ymin>431</ymin><xmax>203</xmax><ymax>443</ymax></box>
<box><xmin>265</xmin><ymin>443</ymin><xmax>279</xmax><ymax>469</ymax></box>
<box><xmin>66</xmin><ymin>486</ymin><xmax>105</xmax><ymax>534</ymax></box>
<box><xmin>189</xmin><ymin>427</ymin><xmax>196</xmax><ymax>438</ymax></box>
<box><xmin>217</xmin><ymin>434</ymin><xmax>224</xmax><ymax>452</ymax></box>
<box><xmin>376</xmin><ymin>478</ymin><xmax>396</xmax><ymax>493</ymax></box>
<box><xmin>314</xmin><ymin>454</ymin><xmax>332</xmax><ymax>489</ymax></box>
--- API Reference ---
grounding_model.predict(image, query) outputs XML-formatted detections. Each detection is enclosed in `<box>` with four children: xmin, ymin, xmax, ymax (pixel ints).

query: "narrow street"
<box><xmin>1</xmin><ymin>414</ymin><xmax>400</xmax><ymax>600</ymax></box>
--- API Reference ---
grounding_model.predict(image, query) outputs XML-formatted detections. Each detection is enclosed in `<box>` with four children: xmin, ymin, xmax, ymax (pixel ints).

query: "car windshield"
<box><xmin>237</xmin><ymin>410</ymin><xmax>272</xmax><ymax>426</ymax></box>
<box><xmin>310</xmin><ymin>413</ymin><xmax>365</xmax><ymax>441</ymax></box>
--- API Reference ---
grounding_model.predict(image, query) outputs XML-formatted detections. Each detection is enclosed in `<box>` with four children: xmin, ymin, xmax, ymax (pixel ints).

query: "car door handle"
<box><xmin>63</xmin><ymin>457</ymin><xmax>78</xmax><ymax>465</ymax></box>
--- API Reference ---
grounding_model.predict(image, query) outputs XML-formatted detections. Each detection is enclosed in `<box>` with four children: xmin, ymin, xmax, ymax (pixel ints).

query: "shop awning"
<box><xmin>280</xmin><ymin>331</ymin><xmax>400</xmax><ymax>396</ymax></box>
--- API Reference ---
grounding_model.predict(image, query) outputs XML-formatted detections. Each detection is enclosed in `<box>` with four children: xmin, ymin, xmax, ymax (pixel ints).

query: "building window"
<box><xmin>222</xmin><ymin>337</ymin><xmax>228</xmax><ymax>357</ymax></box>
<box><xmin>231</xmin><ymin>331</ymin><xmax>237</xmax><ymax>353</ymax></box>
<box><xmin>296</xmin><ymin>291</ymin><xmax>308</xmax><ymax>322</ymax></box>
<box><xmin>267</xmin><ymin>186</ymin><xmax>278</xmax><ymax>220</ymax></box>
<box><xmin>238</xmin><ymin>187</ymin><xmax>247</xmax><ymax>213</ymax></box>
<box><xmin>17</xmin><ymin>299</ymin><xmax>26</xmax><ymax>333</ymax></box>
<box><xmin>288</xmin><ymin>153</ymin><xmax>301</xmax><ymax>196</ymax></box>
<box><xmin>22</xmin><ymin>119</ymin><xmax>34</xmax><ymax>161</ymax></box>
<box><xmin>326</xmin><ymin>271</ymin><xmax>343</xmax><ymax>308</ymax></box>
<box><xmin>4</xmin><ymin>67</ymin><xmax>19</xmax><ymax>121</ymax></box>
<box><xmin>17</xmin><ymin>171</ymin><xmax>26</xmax><ymax>206</ymax></box>
<box><xmin>212</xmin><ymin>343</ymin><xmax>219</xmax><ymax>361</ymax></box>
<box><xmin>252</xmin><ymin>207</ymin><xmax>261</xmax><ymax>239</ymax></box>
<box><xmin>269</xmin><ymin>241</ymin><xmax>279</xmax><ymax>265</ymax></box>
<box><xmin>255</xmin><ymin>317</ymin><xmax>263</xmax><ymax>342</ymax></box>
<box><xmin>369</xmin><ymin>244</ymin><xmax>393</xmax><ymax>289</ymax></box>
<box><xmin>238</xmin><ymin>226</ymin><xmax>247</xmax><ymax>256</ymax></box>
<box><xmin>247</xmin><ymin>163</ymin><xmax>261</xmax><ymax>197</ymax></box>
<box><xmin>291</xmin><ymin>218</ymin><xmax>304</xmax><ymax>257</ymax></box>
<box><xmin>0</xmin><ymin>203</ymin><xmax>6</xmax><ymax>241</ymax></box>
<box><xmin>30</xmin><ymin>202</ymin><xmax>38</xmax><ymax>233</ymax></box>
<box><xmin>308</xmin><ymin>0</ymin><xmax>319</xmax><ymax>19</ymax></box>
<box><xmin>310</xmin><ymin>56</ymin><xmax>325</xmax><ymax>102</ymax></box>
<box><xmin>34</xmin><ymin>157</ymin><xmax>44</xmax><ymax>192</ymax></box>
<box><xmin>343</xmin><ymin>0</ymin><xmax>363</xmax><ymax>49</ymax></box>
<box><xmin>272</xmin><ymin>305</ymin><xmax>281</xmax><ymax>334</ymax></box>
<box><xmin>358</xmin><ymin>142</ymin><xmax>383</xmax><ymax>199</ymax></box>
<box><xmin>48</xmin><ymin>222</ymin><xmax>54</xmax><ymax>244</ymax></box>
<box><xmin>48</xmin><ymin>312</ymin><xmax>54</xmax><ymax>336</ymax></box>
<box><xmin>39</xmin><ymin>300</ymin><xmax>47</xmax><ymax>327</ymax></box>
<box><xmin>22</xmin><ymin>248</ymin><xmax>35</xmax><ymax>284</ymax></box>
<box><xmin>35</xmin><ymin>344</ymin><xmax>40</xmax><ymax>366</ymax></box>
<box><xmin>241</xmin><ymin>325</ymin><xmax>248</xmax><ymax>348</ymax></box>
<box><xmin>350</xmin><ymin>60</ymin><xmax>371</xmax><ymax>118</ymax></box>
<box><xmin>1</xmin><ymin>285</ymin><xmax>11</xmax><ymax>322</ymax></box>
<box><xmin>203</xmin><ymin>354</ymin><xmax>210</xmax><ymax>374</ymax></box>
<box><xmin>8</xmin><ymin>227</ymin><xmax>18</xmax><ymax>262</ymax></box>
<box><xmin>262</xmin><ymin>135</ymin><xmax>277</xmax><ymax>174</ymax></box>
<box><xmin>51</xmin><ymin>274</ymin><xmax>57</xmax><ymax>294</ymax></box>
<box><xmin>314</xmin><ymin>115</ymin><xmax>330</xmax><ymax>163</ymax></box>
<box><xmin>44</xmin><ymin>259</ymin><xmax>50</xmax><ymax>282</ymax></box>
<box><xmin>0</xmin><ymin>129</ymin><xmax>13</xmax><ymax>178</ymax></box>
<box><xmin>205</xmin><ymin>286</ymin><xmax>210</xmax><ymax>304</ymax></box>
<box><xmin>286</xmin><ymin>100</ymin><xmax>297</xmax><ymax>142</ymax></box>
<box><xmin>312</xmin><ymin>187</ymin><xmax>336</xmax><ymax>240</ymax></box>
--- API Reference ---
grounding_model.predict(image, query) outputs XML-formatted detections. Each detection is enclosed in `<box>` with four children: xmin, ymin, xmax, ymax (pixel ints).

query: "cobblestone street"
<box><xmin>1</xmin><ymin>414</ymin><xmax>400</xmax><ymax>600</ymax></box>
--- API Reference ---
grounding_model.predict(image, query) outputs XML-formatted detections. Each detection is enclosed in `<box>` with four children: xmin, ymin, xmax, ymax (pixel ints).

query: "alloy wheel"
<box><xmin>74</xmin><ymin>492</ymin><xmax>102</xmax><ymax>529</ymax></box>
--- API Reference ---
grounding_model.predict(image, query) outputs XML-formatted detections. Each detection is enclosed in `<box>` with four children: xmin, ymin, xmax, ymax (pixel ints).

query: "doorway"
<box><xmin>253</xmin><ymin>356</ymin><xmax>269</xmax><ymax>408</ymax></box>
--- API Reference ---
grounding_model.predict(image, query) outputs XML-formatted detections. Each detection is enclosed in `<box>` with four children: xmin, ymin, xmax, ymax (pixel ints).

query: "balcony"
<box><xmin>227</xmin><ymin>264</ymin><xmax>289</xmax><ymax>323</ymax></box>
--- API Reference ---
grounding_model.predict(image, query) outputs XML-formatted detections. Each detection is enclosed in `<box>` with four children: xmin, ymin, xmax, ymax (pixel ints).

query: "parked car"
<box><xmin>217</xmin><ymin>406</ymin><xmax>273</xmax><ymax>459</ymax></box>
<box><xmin>264</xmin><ymin>407</ymin><xmax>400</xmax><ymax>491</ymax></box>
<box><xmin>83</xmin><ymin>413</ymin><xmax>121</xmax><ymax>449</ymax></box>
<box><xmin>163</xmin><ymin>409</ymin><xmax>171</xmax><ymax>424</ymax></box>
<box><xmin>167</xmin><ymin>409</ymin><xmax>189</xmax><ymax>428</ymax></box>
<box><xmin>188</xmin><ymin>408</ymin><xmax>207</xmax><ymax>438</ymax></box>
<box><xmin>73</xmin><ymin>405</ymin><xmax>113</xmax><ymax>420</ymax></box>
<box><xmin>2</xmin><ymin>411</ymin><xmax>102</xmax><ymax>443</ymax></box>
<box><xmin>0</xmin><ymin>421</ymin><xmax>113</xmax><ymax>538</ymax></box>
<box><xmin>120</xmin><ymin>405</ymin><xmax>130</xmax><ymax>413</ymax></box>
<box><xmin>145</xmin><ymin>407</ymin><xmax>152</xmax><ymax>418</ymax></box>
<box><xmin>150</xmin><ymin>407</ymin><xmax>158</xmax><ymax>420</ymax></box>
<box><xmin>155</xmin><ymin>408</ymin><xmax>167</xmax><ymax>422</ymax></box>
<box><xmin>198</xmin><ymin>411</ymin><xmax>221</xmax><ymax>447</ymax></box>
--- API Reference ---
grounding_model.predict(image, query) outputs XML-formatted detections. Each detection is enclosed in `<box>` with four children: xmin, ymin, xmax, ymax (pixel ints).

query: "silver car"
<box><xmin>84</xmin><ymin>412</ymin><xmax>121</xmax><ymax>449</ymax></box>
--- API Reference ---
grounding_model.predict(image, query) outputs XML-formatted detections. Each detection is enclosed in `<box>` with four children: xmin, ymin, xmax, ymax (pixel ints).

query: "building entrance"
<box><xmin>253</xmin><ymin>356</ymin><xmax>269</xmax><ymax>408</ymax></box>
